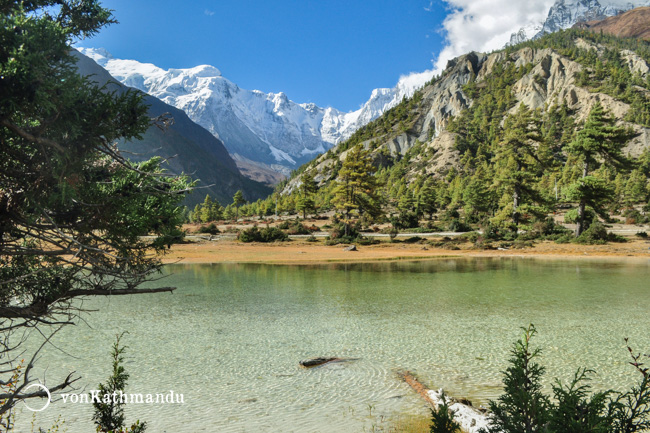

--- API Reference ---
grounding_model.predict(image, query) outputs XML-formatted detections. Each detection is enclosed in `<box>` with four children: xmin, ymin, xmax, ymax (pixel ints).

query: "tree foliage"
<box><xmin>0</xmin><ymin>0</ymin><xmax>191</xmax><ymax>417</ymax></box>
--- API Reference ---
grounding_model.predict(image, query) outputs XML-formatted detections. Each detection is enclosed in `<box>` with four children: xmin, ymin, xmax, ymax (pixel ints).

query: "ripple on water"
<box><xmin>15</xmin><ymin>258</ymin><xmax>650</xmax><ymax>432</ymax></box>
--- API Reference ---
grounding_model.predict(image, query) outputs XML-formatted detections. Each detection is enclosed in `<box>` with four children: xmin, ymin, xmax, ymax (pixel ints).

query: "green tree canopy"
<box><xmin>566</xmin><ymin>102</ymin><xmax>636</xmax><ymax>235</ymax></box>
<box><xmin>331</xmin><ymin>146</ymin><xmax>383</xmax><ymax>227</ymax></box>
<box><xmin>0</xmin><ymin>0</ymin><xmax>191</xmax><ymax>418</ymax></box>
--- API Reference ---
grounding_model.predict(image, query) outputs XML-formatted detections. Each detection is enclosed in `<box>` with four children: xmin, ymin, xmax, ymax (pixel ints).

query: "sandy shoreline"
<box><xmin>162</xmin><ymin>237</ymin><xmax>650</xmax><ymax>265</ymax></box>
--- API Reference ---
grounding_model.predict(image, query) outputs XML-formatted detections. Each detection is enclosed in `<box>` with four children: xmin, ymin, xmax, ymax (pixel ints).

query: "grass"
<box><xmin>365</xmin><ymin>413</ymin><xmax>431</xmax><ymax>433</ymax></box>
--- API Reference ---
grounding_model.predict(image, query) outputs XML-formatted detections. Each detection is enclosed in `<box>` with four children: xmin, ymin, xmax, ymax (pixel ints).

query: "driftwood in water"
<box><xmin>398</xmin><ymin>370</ymin><xmax>492</xmax><ymax>433</ymax></box>
<box><xmin>397</xmin><ymin>370</ymin><xmax>437</xmax><ymax>408</ymax></box>
<box><xmin>300</xmin><ymin>357</ymin><xmax>341</xmax><ymax>368</ymax></box>
<box><xmin>299</xmin><ymin>357</ymin><xmax>359</xmax><ymax>368</ymax></box>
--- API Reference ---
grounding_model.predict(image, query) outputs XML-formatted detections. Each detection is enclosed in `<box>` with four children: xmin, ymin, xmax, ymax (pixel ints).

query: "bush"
<box><xmin>429</xmin><ymin>394</ymin><xmax>461</xmax><ymax>433</ymax></box>
<box><xmin>637</xmin><ymin>231</ymin><xmax>649</xmax><ymax>238</ymax></box>
<box><xmin>196</xmin><ymin>223</ymin><xmax>220</xmax><ymax>235</ymax></box>
<box><xmin>564</xmin><ymin>208</ymin><xmax>597</xmax><ymax>229</ymax></box>
<box><xmin>483</xmin><ymin>325</ymin><xmax>650</xmax><ymax>433</ymax></box>
<box><xmin>391</xmin><ymin>212</ymin><xmax>420</xmax><ymax>230</ymax></box>
<box><xmin>575</xmin><ymin>221</ymin><xmax>608</xmax><ymax>244</ymax></box>
<box><xmin>622</xmin><ymin>208</ymin><xmax>650</xmax><ymax>224</ymax></box>
<box><xmin>238</xmin><ymin>226</ymin><xmax>288</xmax><ymax>243</ymax></box>
<box><xmin>329</xmin><ymin>222</ymin><xmax>360</xmax><ymax>240</ymax></box>
<box><xmin>448</xmin><ymin>218</ymin><xmax>472</xmax><ymax>233</ymax></box>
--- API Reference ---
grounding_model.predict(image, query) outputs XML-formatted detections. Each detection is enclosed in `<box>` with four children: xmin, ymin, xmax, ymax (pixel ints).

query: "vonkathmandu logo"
<box><xmin>23</xmin><ymin>386</ymin><xmax>184</xmax><ymax>412</ymax></box>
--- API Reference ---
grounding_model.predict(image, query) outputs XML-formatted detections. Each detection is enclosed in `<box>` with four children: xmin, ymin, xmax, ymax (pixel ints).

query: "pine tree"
<box><xmin>418</xmin><ymin>178</ymin><xmax>438</xmax><ymax>220</ymax></box>
<box><xmin>232</xmin><ymin>190</ymin><xmax>246</xmax><ymax>221</ymax></box>
<box><xmin>494</xmin><ymin>104</ymin><xmax>545</xmax><ymax>229</ymax></box>
<box><xmin>483</xmin><ymin>325</ymin><xmax>550</xmax><ymax>433</ymax></box>
<box><xmin>331</xmin><ymin>146</ymin><xmax>383</xmax><ymax>234</ymax></box>
<box><xmin>566</xmin><ymin>102</ymin><xmax>636</xmax><ymax>236</ymax></box>
<box><xmin>296</xmin><ymin>171</ymin><xmax>318</xmax><ymax>219</ymax></box>
<box><xmin>200</xmin><ymin>194</ymin><xmax>214</xmax><ymax>223</ymax></box>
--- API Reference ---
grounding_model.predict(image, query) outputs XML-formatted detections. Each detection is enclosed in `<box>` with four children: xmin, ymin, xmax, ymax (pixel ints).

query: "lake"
<box><xmin>17</xmin><ymin>257</ymin><xmax>650</xmax><ymax>432</ymax></box>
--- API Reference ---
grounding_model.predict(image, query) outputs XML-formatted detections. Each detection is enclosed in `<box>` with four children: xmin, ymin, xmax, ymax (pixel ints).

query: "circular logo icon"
<box><xmin>22</xmin><ymin>384</ymin><xmax>51</xmax><ymax>412</ymax></box>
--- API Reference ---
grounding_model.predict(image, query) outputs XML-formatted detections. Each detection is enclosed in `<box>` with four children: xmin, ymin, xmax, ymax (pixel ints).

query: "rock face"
<box><xmin>283</xmin><ymin>38</ymin><xmax>650</xmax><ymax>194</ymax></box>
<box><xmin>79</xmin><ymin>48</ymin><xmax>431</xmax><ymax>178</ymax></box>
<box><xmin>282</xmin><ymin>52</ymin><xmax>484</xmax><ymax>194</ymax></box>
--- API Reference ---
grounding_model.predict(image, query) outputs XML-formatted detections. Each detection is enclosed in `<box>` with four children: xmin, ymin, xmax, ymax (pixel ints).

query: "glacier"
<box><xmin>79</xmin><ymin>48</ymin><xmax>431</xmax><ymax>175</ymax></box>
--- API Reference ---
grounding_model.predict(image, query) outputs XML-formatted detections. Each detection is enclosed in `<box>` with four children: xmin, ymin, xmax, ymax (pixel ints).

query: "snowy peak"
<box><xmin>509</xmin><ymin>0</ymin><xmax>650</xmax><ymax>45</ymax></box>
<box><xmin>78</xmin><ymin>48</ymin><xmax>430</xmax><ymax>177</ymax></box>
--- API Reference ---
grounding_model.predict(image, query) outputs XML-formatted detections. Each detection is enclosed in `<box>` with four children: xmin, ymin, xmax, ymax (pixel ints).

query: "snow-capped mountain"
<box><xmin>509</xmin><ymin>0</ymin><xmax>650</xmax><ymax>46</ymax></box>
<box><xmin>79</xmin><ymin>48</ymin><xmax>429</xmax><ymax>176</ymax></box>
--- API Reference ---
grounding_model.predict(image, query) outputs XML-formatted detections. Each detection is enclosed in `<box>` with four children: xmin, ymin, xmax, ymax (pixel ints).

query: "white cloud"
<box><xmin>204</xmin><ymin>9</ymin><xmax>215</xmax><ymax>16</ymax></box>
<box><xmin>394</xmin><ymin>0</ymin><xmax>557</xmax><ymax>95</ymax></box>
<box><xmin>432</xmin><ymin>0</ymin><xmax>556</xmax><ymax>73</ymax></box>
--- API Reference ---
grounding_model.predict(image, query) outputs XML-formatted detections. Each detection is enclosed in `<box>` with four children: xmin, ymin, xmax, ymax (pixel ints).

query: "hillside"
<box><xmin>574</xmin><ymin>6</ymin><xmax>650</xmax><ymax>39</ymax></box>
<box><xmin>235</xmin><ymin>29</ymin><xmax>650</xmax><ymax>235</ymax></box>
<box><xmin>72</xmin><ymin>50</ymin><xmax>271</xmax><ymax>206</ymax></box>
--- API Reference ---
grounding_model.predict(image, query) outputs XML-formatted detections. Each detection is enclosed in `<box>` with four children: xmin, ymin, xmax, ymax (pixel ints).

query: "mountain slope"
<box><xmin>72</xmin><ymin>50</ymin><xmax>271</xmax><ymax>206</ymax></box>
<box><xmin>280</xmin><ymin>29</ymin><xmax>650</xmax><ymax>203</ymax></box>
<box><xmin>509</xmin><ymin>0</ymin><xmax>650</xmax><ymax>45</ymax></box>
<box><xmin>78</xmin><ymin>48</ymin><xmax>430</xmax><ymax>177</ymax></box>
<box><xmin>574</xmin><ymin>6</ymin><xmax>650</xmax><ymax>39</ymax></box>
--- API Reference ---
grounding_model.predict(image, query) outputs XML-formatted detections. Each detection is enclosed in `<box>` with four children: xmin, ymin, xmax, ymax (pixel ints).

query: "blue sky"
<box><xmin>82</xmin><ymin>0</ymin><xmax>555</xmax><ymax>112</ymax></box>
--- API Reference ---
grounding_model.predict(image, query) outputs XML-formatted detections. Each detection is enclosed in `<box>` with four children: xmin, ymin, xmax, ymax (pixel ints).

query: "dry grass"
<box><xmin>163</xmin><ymin>237</ymin><xmax>650</xmax><ymax>265</ymax></box>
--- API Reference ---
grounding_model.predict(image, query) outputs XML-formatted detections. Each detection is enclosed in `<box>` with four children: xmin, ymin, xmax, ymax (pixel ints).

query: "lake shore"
<box><xmin>163</xmin><ymin>237</ymin><xmax>650</xmax><ymax>265</ymax></box>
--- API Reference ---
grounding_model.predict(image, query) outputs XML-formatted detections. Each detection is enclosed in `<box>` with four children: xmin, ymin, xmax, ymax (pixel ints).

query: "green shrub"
<box><xmin>329</xmin><ymin>222</ymin><xmax>360</xmax><ymax>240</ymax></box>
<box><xmin>391</xmin><ymin>212</ymin><xmax>420</xmax><ymax>230</ymax></box>
<box><xmin>622</xmin><ymin>209</ymin><xmax>650</xmax><ymax>224</ymax></box>
<box><xmin>564</xmin><ymin>208</ymin><xmax>597</xmax><ymax>229</ymax></box>
<box><xmin>448</xmin><ymin>218</ymin><xmax>472</xmax><ymax>233</ymax></box>
<box><xmin>483</xmin><ymin>325</ymin><xmax>650</xmax><ymax>433</ymax></box>
<box><xmin>93</xmin><ymin>333</ymin><xmax>147</xmax><ymax>433</ymax></box>
<box><xmin>238</xmin><ymin>226</ymin><xmax>288</xmax><ymax>243</ymax></box>
<box><xmin>429</xmin><ymin>394</ymin><xmax>461</xmax><ymax>433</ymax></box>
<box><xmin>196</xmin><ymin>223</ymin><xmax>220</xmax><ymax>235</ymax></box>
<box><xmin>636</xmin><ymin>231</ymin><xmax>649</xmax><ymax>238</ymax></box>
<box><xmin>286</xmin><ymin>221</ymin><xmax>313</xmax><ymax>235</ymax></box>
<box><xmin>458</xmin><ymin>231</ymin><xmax>480</xmax><ymax>243</ymax></box>
<box><xmin>554</xmin><ymin>234</ymin><xmax>573</xmax><ymax>244</ymax></box>
<box><xmin>575</xmin><ymin>221</ymin><xmax>608</xmax><ymax>244</ymax></box>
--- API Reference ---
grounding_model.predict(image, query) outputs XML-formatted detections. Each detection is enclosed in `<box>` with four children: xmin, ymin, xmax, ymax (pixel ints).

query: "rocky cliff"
<box><xmin>283</xmin><ymin>30</ymin><xmax>650</xmax><ymax>194</ymax></box>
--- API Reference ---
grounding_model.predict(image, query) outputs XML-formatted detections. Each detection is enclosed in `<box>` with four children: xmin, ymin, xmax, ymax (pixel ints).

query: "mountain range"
<box><xmin>79</xmin><ymin>48</ymin><xmax>429</xmax><ymax>181</ymax></box>
<box><xmin>73</xmin><ymin>50</ymin><xmax>271</xmax><ymax>206</ymax></box>
<box><xmin>78</xmin><ymin>0</ymin><xmax>649</xmax><ymax>190</ymax></box>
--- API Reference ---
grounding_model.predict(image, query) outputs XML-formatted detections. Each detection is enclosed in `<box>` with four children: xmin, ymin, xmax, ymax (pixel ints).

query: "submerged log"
<box><xmin>299</xmin><ymin>357</ymin><xmax>359</xmax><ymax>368</ymax></box>
<box><xmin>299</xmin><ymin>357</ymin><xmax>341</xmax><ymax>368</ymax></box>
<box><xmin>398</xmin><ymin>370</ymin><xmax>492</xmax><ymax>433</ymax></box>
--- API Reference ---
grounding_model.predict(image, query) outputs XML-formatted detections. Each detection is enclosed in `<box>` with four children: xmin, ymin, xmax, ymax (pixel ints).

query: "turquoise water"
<box><xmin>16</xmin><ymin>257</ymin><xmax>650</xmax><ymax>432</ymax></box>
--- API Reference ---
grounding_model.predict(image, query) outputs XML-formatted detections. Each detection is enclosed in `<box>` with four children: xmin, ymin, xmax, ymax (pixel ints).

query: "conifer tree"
<box><xmin>494</xmin><ymin>104</ymin><xmax>545</xmax><ymax>229</ymax></box>
<box><xmin>482</xmin><ymin>325</ymin><xmax>550</xmax><ymax>433</ymax></box>
<box><xmin>296</xmin><ymin>171</ymin><xmax>318</xmax><ymax>219</ymax></box>
<box><xmin>418</xmin><ymin>178</ymin><xmax>438</xmax><ymax>220</ymax></box>
<box><xmin>200</xmin><ymin>194</ymin><xmax>214</xmax><ymax>223</ymax></box>
<box><xmin>566</xmin><ymin>102</ymin><xmax>635</xmax><ymax>236</ymax></box>
<box><xmin>232</xmin><ymin>190</ymin><xmax>246</xmax><ymax>221</ymax></box>
<box><xmin>331</xmin><ymin>146</ymin><xmax>383</xmax><ymax>234</ymax></box>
